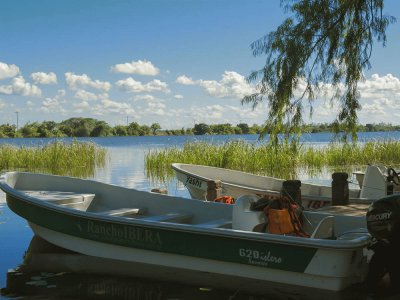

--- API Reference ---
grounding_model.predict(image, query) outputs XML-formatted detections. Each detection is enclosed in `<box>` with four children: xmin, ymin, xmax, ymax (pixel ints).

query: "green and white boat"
<box><xmin>0</xmin><ymin>172</ymin><xmax>371</xmax><ymax>292</ymax></box>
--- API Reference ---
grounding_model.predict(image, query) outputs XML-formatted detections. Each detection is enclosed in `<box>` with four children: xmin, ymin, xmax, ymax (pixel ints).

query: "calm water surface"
<box><xmin>1</xmin><ymin>133</ymin><xmax>400</xmax><ymax>299</ymax></box>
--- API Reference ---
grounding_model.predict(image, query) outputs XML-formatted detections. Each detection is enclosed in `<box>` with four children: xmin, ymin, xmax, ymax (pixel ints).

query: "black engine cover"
<box><xmin>367</xmin><ymin>194</ymin><xmax>400</xmax><ymax>241</ymax></box>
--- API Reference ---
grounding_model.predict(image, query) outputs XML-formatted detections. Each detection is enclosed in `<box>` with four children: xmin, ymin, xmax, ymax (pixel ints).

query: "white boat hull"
<box><xmin>30</xmin><ymin>222</ymin><xmax>367</xmax><ymax>292</ymax></box>
<box><xmin>172</xmin><ymin>163</ymin><xmax>397</xmax><ymax>206</ymax></box>
<box><xmin>0</xmin><ymin>172</ymin><xmax>371</xmax><ymax>292</ymax></box>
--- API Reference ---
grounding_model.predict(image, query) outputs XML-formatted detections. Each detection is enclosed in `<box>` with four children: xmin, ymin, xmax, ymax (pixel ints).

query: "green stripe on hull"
<box><xmin>7</xmin><ymin>195</ymin><xmax>317</xmax><ymax>273</ymax></box>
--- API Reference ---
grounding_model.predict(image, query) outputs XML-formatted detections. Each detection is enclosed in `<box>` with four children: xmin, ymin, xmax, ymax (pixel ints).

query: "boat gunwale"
<box><xmin>0</xmin><ymin>173</ymin><xmax>370</xmax><ymax>251</ymax></box>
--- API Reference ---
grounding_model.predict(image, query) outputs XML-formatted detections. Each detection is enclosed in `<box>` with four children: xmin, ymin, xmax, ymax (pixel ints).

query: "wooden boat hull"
<box><xmin>1</xmin><ymin>172</ymin><xmax>370</xmax><ymax>291</ymax></box>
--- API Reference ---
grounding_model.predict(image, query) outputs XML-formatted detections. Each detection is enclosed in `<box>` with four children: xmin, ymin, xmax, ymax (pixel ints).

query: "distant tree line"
<box><xmin>0</xmin><ymin>118</ymin><xmax>399</xmax><ymax>138</ymax></box>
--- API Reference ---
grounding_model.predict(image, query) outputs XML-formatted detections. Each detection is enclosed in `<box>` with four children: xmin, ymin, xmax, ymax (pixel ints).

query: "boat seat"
<box><xmin>310</xmin><ymin>216</ymin><xmax>335</xmax><ymax>239</ymax></box>
<box><xmin>141</xmin><ymin>212</ymin><xmax>193</xmax><ymax>223</ymax></box>
<box><xmin>193</xmin><ymin>219</ymin><xmax>232</xmax><ymax>229</ymax></box>
<box><xmin>232</xmin><ymin>194</ymin><xmax>266</xmax><ymax>231</ymax></box>
<box><xmin>21</xmin><ymin>190</ymin><xmax>95</xmax><ymax>205</ymax></box>
<box><xmin>96</xmin><ymin>207</ymin><xmax>147</xmax><ymax>217</ymax></box>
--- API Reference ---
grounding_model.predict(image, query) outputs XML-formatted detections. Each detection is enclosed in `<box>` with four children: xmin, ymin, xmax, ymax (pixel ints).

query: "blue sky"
<box><xmin>0</xmin><ymin>0</ymin><xmax>399</xmax><ymax>129</ymax></box>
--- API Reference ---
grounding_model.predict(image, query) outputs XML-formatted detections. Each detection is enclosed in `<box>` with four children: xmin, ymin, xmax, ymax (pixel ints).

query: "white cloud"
<box><xmin>176</xmin><ymin>71</ymin><xmax>254</xmax><ymax>99</ymax></box>
<box><xmin>38</xmin><ymin>89</ymin><xmax>66</xmax><ymax>113</ymax></box>
<box><xmin>87</xmin><ymin>95</ymin><xmax>136</xmax><ymax>116</ymax></box>
<box><xmin>147</xmin><ymin>100</ymin><xmax>166</xmax><ymax>116</ymax></box>
<box><xmin>134</xmin><ymin>98</ymin><xmax>167</xmax><ymax>117</ymax></box>
<box><xmin>198</xmin><ymin>71</ymin><xmax>254</xmax><ymax>99</ymax></box>
<box><xmin>74</xmin><ymin>89</ymin><xmax>99</xmax><ymax>101</ymax></box>
<box><xmin>30</xmin><ymin>72</ymin><xmax>57</xmax><ymax>85</ymax></box>
<box><xmin>187</xmin><ymin>103</ymin><xmax>267</xmax><ymax>125</ymax></box>
<box><xmin>293</xmin><ymin>73</ymin><xmax>400</xmax><ymax>124</ymax></box>
<box><xmin>134</xmin><ymin>94</ymin><xmax>155</xmax><ymax>101</ymax></box>
<box><xmin>174</xmin><ymin>94</ymin><xmax>183</xmax><ymax>99</ymax></box>
<box><xmin>65</xmin><ymin>72</ymin><xmax>111</xmax><ymax>91</ymax></box>
<box><xmin>39</xmin><ymin>98</ymin><xmax>65</xmax><ymax>113</ymax></box>
<box><xmin>176</xmin><ymin>75</ymin><xmax>195</xmax><ymax>85</ymax></box>
<box><xmin>73</xmin><ymin>101</ymin><xmax>90</xmax><ymax>113</ymax></box>
<box><xmin>111</xmin><ymin>60</ymin><xmax>159</xmax><ymax>76</ymax></box>
<box><xmin>0</xmin><ymin>62</ymin><xmax>19</xmax><ymax>80</ymax></box>
<box><xmin>95</xmin><ymin>99</ymin><xmax>136</xmax><ymax>115</ymax></box>
<box><xmin>116</xmin><ymin>77</ymin><xmax>169</xmax><ymax>93</ymax></box>
<box><xmin>0</xmin><ymin>85</ymin><xmax>12</xmax><ymax>95</ymax></box>
<box><xmin>0</xmin><ymin>99</ymin><xmax>6</xmax><ymax>109</ymax></box>
<box><xmin>0</xmin><ymin>76</ymin><xmax>42</xmax><ymax>97</ymax></box>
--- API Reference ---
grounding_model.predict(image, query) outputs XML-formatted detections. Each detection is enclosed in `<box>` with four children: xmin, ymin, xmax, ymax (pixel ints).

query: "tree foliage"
<box><xmin>242</xmin><ymin>0</ymin><xmax>395</xmax><ymax>143</ymax></box>
<box><xmin>150</xmin><ymin>123</ymin><xmax>161</xmax><ymax>135</ymax></box>
<box><xmin>1</xmin><ymin>117</ymin><xmax>398</xmax><ymax>139</ymax></box>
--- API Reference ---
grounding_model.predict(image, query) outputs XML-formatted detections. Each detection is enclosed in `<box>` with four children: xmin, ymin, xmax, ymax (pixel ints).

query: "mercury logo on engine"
<box><xmin>367</xmin><ymin>211</ymin><xmax>393</xmax><ymax>222</ymax></box>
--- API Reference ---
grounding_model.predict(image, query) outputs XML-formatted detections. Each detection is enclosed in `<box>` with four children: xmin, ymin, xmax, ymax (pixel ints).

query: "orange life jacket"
<box><xmin>260</xmin><ymin>197</ymin><xmax>309</xmax><ymax>237</ymax></box>
<box><xmin>214</xmin><ymin>195</ymin><xmax>235</xmax><ymax>204</ymax></box>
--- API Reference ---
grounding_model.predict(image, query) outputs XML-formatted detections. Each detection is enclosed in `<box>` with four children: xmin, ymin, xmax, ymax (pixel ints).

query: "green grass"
<box><xmin>145</xmin><ymin>139</ymin><xmax>400</xmax><ymax>181</ymax></box>
<box><xmin>0</xmin><ymin>140</ymin><xmax>107</xmax><ymax>177</ymax></box>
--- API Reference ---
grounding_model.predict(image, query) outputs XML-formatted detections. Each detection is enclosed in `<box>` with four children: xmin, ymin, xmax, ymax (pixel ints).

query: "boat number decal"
<box><xmin>239</xmin><ymin>248</ymin><xmax>282</xmax><ymax>267</ymax></box>
<box><xmin>186</xmin><ymin>175</ymin><xmax>202</xmax><ymax>188</ymax></box>
<box><xmin>84</xmin><ymin>220</ymin><xmax>162</xmax><ymax>248</ymax></box>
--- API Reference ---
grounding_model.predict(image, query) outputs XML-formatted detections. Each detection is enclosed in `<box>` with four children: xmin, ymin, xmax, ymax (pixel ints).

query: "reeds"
<box><xmin>0</xmin><ymin>140</ymin><xmax>107</xmax><ymax>177</ymax></box>
<box><xmin>145</xmin><ymin>139</ymin><xmax>400</xmax><ymax>181</ymax></box>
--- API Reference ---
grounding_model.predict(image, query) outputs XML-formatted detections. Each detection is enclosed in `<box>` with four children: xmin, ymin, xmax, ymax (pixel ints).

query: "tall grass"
<box><xmin>145</xmin><ymin>139</ymin><xmax>400</xmax><ymax>181</ymax></box>
<box><xmin>0</xmin><ymin>140</ymin><xmax>107</xmax><ymax>177</ymax></box>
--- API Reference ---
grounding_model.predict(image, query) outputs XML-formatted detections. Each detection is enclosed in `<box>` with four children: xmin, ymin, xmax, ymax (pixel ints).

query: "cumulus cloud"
<box><xmin>116</xmin><ymin>77</ymin><xmax>169</xmax><ymax>93</ymax></box>
<box><xmin>38</xmin><ymin>89</ymin><xmax>67</xmax><ymax>113</ymax></box>
<box><xmin>0</xmin><ymin>99</ymin><xmax>6</xmax><ymax>109</ymax></box>
<box><xmin>65</xmin><ymin>72</ymin><xmax>111</xmax><ymax>91</ymax></box>
<box><xmin>30</xmin><ymin>72</ymin><xmax>57</xmax><ymax>85</ymax></box>
<box><xmin>134</xmin><ymin>98</ymin><xmax>167</xmax><ymax>117</ymax></box>
<box><xmin>134</xmin><ymin>94</ymin><xmax>155</xmax><ymax>101</ymax></box>
<box><xmin>187</xmin><ymin>103</ymin><xmax>266</xmax><ymax>125</ymax></box>
<box><xmin>176</xmin><ymin>75</ymin><xmax>195</xmax><ymax>85</ymax></box>
<box><xmin>199</xmin><ymin>71</ymin><xmax>254</xmax><ymax>98</ymax></box>
<box><xmin>176</xmin><ymin>71</ymin><xmax>254</xmax><ymax>99</ymax></box>
<box><xmin>74</xmin><ymin>89</ymin><xmax>99</xmax><ymax>101</ymax></box>
<box><xmin>39</xmin><ymin>98</ymin><xmax>66</xmax><ymax>113</ymax></box>
<box><xmin>111</xmin><ymin>60</ymin><xmax>159</xmax><ymax>76</ymax></box>
<box><xmin>0</xmin><ymin>76</ymin><xmax>42</xmax><ymax>97</ymax></box>
<box><xmin>0</xmin><ymin>62</ymin><xmax>19</xmax><ymax>80</ymax></box>
<box><xmin>93</xmin><ymin>99</ymin><xmax>135</xmax><ymax>115</ymax></box>
<box><xmin>174</xmin><ymin>94</ymin><xmax>183</xmax><ymax>99</ymax></box>
<box><xmin>72</xmin><ymin>101</ymin><xmax>90</xmax><ymax>113</ymax></box>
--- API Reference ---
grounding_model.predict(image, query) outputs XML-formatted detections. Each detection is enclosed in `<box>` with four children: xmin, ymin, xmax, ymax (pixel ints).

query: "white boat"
<box><xmin>0</xmin><ymin>171</ymin><xmax>371</xmax><ymax>292</ymax></box>
<box><xmin>172</xmin><ymin>163</ymin><xmax>399</xmax><ymax>206</ymax></box>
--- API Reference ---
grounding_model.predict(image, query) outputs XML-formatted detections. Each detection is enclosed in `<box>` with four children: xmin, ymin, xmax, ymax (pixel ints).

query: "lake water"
<box><xmin>1</xmin><ymin>132</ymin><xmax>400</xmax><ymax>299</ymax></box>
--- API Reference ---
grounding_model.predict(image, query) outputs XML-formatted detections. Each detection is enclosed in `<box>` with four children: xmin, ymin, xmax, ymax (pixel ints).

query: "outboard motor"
<box><xmin>367</xmin><ymin>194</ymin><xmax>400</xmax><ymax>240</ymax></box>
<box><xmin>366</xmin><ymin>194</ymin><xmax>400</xmax><ymax>291</ymax></box>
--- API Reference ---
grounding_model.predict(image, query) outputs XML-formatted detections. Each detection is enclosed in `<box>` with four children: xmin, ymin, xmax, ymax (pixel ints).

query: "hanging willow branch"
<box><xmin>242</xmin><ymin>0</ymin><xmax>395</xmax><ymax>144</ymax></box>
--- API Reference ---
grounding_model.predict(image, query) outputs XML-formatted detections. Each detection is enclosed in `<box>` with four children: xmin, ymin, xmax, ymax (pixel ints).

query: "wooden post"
<box><xmin>206</xmin><ymin>180</ymin><xmax>222</xmax><ymax>201</ymax></box>
<box><xmin>151</xmin><ymin>188</ymin><xmax>168</xmax><ymax>195</ymax></box>
<box><xmin>331</xmin><ymin>172</ymin><xmax>349</xmax><ymax>206</ymax></box>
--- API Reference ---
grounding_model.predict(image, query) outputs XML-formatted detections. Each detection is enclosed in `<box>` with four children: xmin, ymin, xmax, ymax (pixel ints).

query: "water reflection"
<box><xmin>2</xmin><ymin>236</ymin><xmax>393</xmax><ymax>300</ymax></box>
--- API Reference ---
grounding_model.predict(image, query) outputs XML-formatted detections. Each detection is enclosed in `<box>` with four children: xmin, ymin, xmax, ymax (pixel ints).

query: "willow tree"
<box><xmin>242</xmin><ymin>0</ymin><xmax>395</xmax><ymax>144</ymax></box>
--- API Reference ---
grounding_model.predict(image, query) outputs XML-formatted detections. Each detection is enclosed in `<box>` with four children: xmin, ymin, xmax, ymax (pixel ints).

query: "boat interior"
<box><xmin>3</xmin><ymin>172</ymin><xmax>370</xmax><ymax>242</ymax></box>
